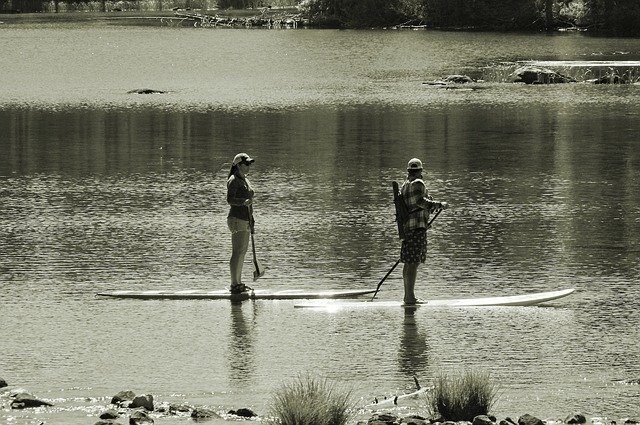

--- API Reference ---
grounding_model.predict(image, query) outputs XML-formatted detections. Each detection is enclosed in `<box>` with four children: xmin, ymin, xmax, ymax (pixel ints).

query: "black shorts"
<box><xmin>400</xmin><ymin>228</ymin><xmax>427</xmax><ymax>264</ymax></box>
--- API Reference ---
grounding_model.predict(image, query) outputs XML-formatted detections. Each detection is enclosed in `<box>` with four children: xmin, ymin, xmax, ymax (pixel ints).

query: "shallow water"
<box><xmin>1</xmin><ymin>22</ymin><xmax>639</xmax><ymax>424</ymax></box>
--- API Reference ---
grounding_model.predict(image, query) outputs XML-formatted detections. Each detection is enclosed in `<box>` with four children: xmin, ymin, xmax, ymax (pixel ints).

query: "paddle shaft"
<box><xmin>251</xmin><ymin>233</ymin><xmax>260</xmax><ymax>274</ymax></box>
<box><xmin>251</xmin><ymin>232</ymin><xmax>258</xmax><ymax>262</ymax></box>
<box><xmin>428</xmin><ymin>208</ymin><xmax>442</xmax><ymax>228</ymax></box>
<box><xmin>370</xmin><ymin>259</ymin><xmax>400</xmax><ymax>301</ymax></box>
<box><xmin>370</xmin><ymin>208</ymin><xmax>443</xmax><ymax>300</ymax></box>
<box><xmin>249</xmin><ymin>206</ymin><xmax>264</xmax><ymax>281</ymax></box>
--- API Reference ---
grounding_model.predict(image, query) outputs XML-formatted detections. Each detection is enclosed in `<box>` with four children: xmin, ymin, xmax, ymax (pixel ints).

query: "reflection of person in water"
<box><xmin>398</xmin><ymin>308</ymin><xmax>430</xmax><ymax>379</ymax></box>
<box><xmin>227</xmin><ymin>302</ymin><xmax>256</xmax><ymax>384</ymax></box>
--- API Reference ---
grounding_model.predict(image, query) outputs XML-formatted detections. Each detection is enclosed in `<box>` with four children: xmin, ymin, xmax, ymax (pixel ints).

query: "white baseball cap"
<box><xmin>233</xmin><ymin>153</ymin><xmax>255</xmax><ymax>166</ymax></box>
<box><xmin>407</xmin><ymin>158</ymin><xmax>423</xmax><ymax>170</ymax></box>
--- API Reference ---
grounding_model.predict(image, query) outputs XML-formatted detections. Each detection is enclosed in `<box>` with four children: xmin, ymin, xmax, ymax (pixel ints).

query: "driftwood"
<box><xmin>175</xmin><ymin>10</ymin><xmax>307</xmax><ymax>29</ymax></box>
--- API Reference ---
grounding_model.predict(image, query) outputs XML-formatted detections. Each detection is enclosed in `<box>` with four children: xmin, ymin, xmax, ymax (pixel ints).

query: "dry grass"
<box><xmin>269</xmin><ymin>374</ymin><xmax>355</xmax><ymax>425</ymax></box>
<box><xmin>427</xmin><ymin>369</ymin><xmax>498</xmax><ymax>422</ymax></box>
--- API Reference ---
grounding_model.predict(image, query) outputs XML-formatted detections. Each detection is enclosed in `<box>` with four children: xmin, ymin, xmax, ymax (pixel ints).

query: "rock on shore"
<box><xmin>362</xmin><ymin>412</ymin><xmax>602</xmax><ymax>425</ymax></box>
<box><xmin>3</xmin><ymin>379</ymin><xmax>639</xmax><ymax>425</ymax></box>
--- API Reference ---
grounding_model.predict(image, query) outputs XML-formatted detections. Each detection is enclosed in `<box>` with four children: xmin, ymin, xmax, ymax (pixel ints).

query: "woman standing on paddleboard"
<box><xmin>227</xmin><ymin>152</ymin><xmax>255</xmax><ymax>294</ymax></box>
<box><xmin>400</xmin><ymin>158</ymin><xmax>448</xmax><ymax>305</ymax></box>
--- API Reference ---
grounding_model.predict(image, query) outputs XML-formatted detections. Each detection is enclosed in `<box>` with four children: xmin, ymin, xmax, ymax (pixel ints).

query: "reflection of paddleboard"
<box><xmin>294</xmin><ymin>288</ymin><xmax>575</xmax><ymax>309</ymax></box>
<box><xmin>96</xmin><ymin>288</ymin><xmax>376</xmax><ymax>300</ymax></box>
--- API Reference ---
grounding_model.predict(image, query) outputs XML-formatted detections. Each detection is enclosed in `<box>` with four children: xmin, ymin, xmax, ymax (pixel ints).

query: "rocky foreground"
<box><xmin>1</xmin><ymin>377</ymin><xmax>639</xmax><ymax>425</ymax></box>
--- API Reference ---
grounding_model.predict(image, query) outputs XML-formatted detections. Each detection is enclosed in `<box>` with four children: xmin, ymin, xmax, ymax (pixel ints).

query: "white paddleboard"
<box><xmin>96</xmin><ymin>288</ymin><xmax>377</xmax><ymax>300</ymax></box>
<box><xmin>294</xmin><ymin>288</ymin><xmax>575</xmax><ymax>309</ymax></box>
<box><xmin>523</xmin><ymin>60</ymin><xmax>640</xmax><ymax>68</ymax></box>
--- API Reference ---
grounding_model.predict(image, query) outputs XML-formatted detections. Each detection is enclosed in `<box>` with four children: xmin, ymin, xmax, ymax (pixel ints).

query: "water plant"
<box><xmin>426</xmin><ymin>369</ymin><xmax>498</xmax><ymax>422</ymax></box>
<box><xmin>269</xmin><ymin>374</ymin><xmax>354</xmax><ymax>425</ymax></box>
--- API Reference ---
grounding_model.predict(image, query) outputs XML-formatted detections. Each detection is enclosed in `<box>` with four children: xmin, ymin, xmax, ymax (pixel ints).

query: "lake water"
<box><xmin>1</xmin><ymin>21</ymin><xmax>639</xmax><ymax>425</ymax></box>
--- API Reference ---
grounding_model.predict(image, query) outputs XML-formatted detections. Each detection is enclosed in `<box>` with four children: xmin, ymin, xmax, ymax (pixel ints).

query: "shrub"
<box><xmin>422</xmin><ymin>0</ymin><xmax>540</xmax><ymax>30</ymax></box>
<box><xmin>582</xmin><ymin>0</ymin><xmax>640</xmax><ymax>35</ymax></box>
<box><xmin>426</xmin><ymin>369</ymin><xmax>498</xmax><ymax>422</ymax></box>
<box><xmin>269</xmin><ymin>374</ymin><xmax>354</xmax><ymax>425</ymax></box>
<box><xmin>301</xmin><ymin>0</ymin><xmax>413</xmax><ymax>28</ymax></box>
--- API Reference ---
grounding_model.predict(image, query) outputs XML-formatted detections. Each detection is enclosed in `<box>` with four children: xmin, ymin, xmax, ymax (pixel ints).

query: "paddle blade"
<box><xmin>253</xmin><ymin>260</ymin><xmax>265</xmax><ymax>281</ymax></box>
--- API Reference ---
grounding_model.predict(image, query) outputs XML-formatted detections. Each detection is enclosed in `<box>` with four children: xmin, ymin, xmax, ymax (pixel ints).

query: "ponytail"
<box><xmin>228</xmin><ymin>164</ymin><xmax>238</xmax><ymax>179</ymax></box>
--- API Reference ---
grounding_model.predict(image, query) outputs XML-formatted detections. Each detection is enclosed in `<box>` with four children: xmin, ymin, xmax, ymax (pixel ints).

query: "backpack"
<box><xmin>392</xmin><ymin>181</ymin><xmax>410</xmax><ymax>239</ymax></box>
<box><xmin>393</xmin><ymin>180</ymin><xmax>428</xmax><ymax>239</ymax></box>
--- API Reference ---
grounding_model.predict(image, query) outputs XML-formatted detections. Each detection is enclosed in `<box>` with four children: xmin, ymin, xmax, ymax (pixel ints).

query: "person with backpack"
<box><xmin>398</xmin><ymin>157</ymin><xmax>448</xmax><ymax>305</ymax></box>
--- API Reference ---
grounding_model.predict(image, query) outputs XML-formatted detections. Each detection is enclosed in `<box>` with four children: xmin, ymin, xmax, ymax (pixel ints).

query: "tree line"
<box><xmin>301</xmin><ymin>0</ymin><xmax>640</xmax><ymax>35</ymax></box>
<box><xmin>2</xmin><ymin>0</ymin><xmax>639</xmax><ymax>36</ymax></box>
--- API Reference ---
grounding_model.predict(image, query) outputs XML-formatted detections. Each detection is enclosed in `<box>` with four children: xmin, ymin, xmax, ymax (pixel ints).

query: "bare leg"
<box><xmin>230</xmin><ymin>230</ymin><xmax>250</xmax><ymax>286</ymax></box>
<box><xmin>403</xmin><ymin>262</ymin><xmax>419</xmax><ymax>304</ymax></box>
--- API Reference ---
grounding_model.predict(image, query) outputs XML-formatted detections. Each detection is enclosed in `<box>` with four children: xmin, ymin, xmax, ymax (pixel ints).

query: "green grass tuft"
<box><xmin>269</xmin><ymin>374</ymin><xmax>354</xmax><ymax>425</ymax></box>
<box><xmin>427</xmin><ymin>369</ymin><xmax>498</xmax><ymax>422</ymax></box>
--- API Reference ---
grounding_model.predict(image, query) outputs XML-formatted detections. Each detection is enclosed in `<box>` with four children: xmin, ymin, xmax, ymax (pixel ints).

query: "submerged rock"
<box><xmin>130</xmin><ymin>409</ymin><xmax>154</xmax><ymax>424</ymax></box>
<box><xmin>509</xmin><ymin>66</ymin><xmax>576</xmax><ymax>84</ymax></box>
<box><xmin>423</xmin><ymin>74</ymin><xmax>475</xmax><ymax>86</ymax></box>
<box><xmin>566</xmin><ymin>414</ymin><xmax>587</xmax><ymax>424</ymax></box>
<box><xmin>401</xmin><ymin>414</ymin><xmax>429</xmax><ymax>425</ymax></box>
<box><xmin>10</xmin><ymin>392</ymin><xmax>53</xmax><ymax>409</ymax></box>
<box><xmin>112</xmin><ymin>390</ymin><xmax>136</xmax><ymax>407</ymax></box>
<box><xmin>369</xmin><ymin>412</ymin><xmax>400</xmax><ymax>425</ymax></box>
<box><xmin>589</xmin><ymin>74</ymin><xmax>629</xmax><ymax>84</ymax></box>
<box><xmin>228</xmin><ymin>407</ymin><xmax>257</xmax><ymax>418</ymax></box>
<box><xmin>191</xmin><ymin>407</ymin><xmax>221</xmax><ymax>419</ymax></box>
<box><xmin>99</xmin><ymin>408</ymin><xmax>120</xmax><ymax>419</ymax></box>
<box><xmin>0</xmin><ymin>378</ymin><xmax>7</xmax><ymax>388</ymax></box>
<box><xmin>131</xmin><ymin>394</ymin><xmax>154</xmax><ymax>411</ymax></box>
<box><xmin>167</xmin><ymin>403</ymin><xmax>193</xmax><ymax>414</ymax></box>
<box><xmin>127</xmin><ymin>88</ymin><xmax>166</xmax><ymax>94</ymax></box>
<box><xmin>442</xmin><ymin>74</ymin><xmax>475</xmax><ymax>84</ymax></box>
<box><xmin>474</xmin><ymin>415</ymin><xmax>496</xmax><ymax>425</ymax></box>
<box><xmin>518</xmin><ymin>414</ymin><xmax>544</xmax><ymax>425</ymax></box>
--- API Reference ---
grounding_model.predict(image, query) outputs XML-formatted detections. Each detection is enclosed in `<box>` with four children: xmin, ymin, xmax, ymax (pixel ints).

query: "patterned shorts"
<box><xmin>400</xmin><ymin>229</ymin><xmax>427</xmax><ymax>264</ymax></box>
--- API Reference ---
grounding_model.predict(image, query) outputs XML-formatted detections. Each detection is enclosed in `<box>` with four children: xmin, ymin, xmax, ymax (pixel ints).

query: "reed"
<box><xmin>427</xmin><ymin>369</ymin><xmax>498</xmax><ymax>422</ymax></box>
<box><xmin>269</xmin><ymin>374</ymin><xmax>354</xmax><ymax>425</ymax></box>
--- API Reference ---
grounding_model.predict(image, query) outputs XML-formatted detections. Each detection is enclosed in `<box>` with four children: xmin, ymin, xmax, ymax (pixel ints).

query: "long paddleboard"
<box><xmin>294</xmin><ymin>288</ymin><xmax>575</xmax><ymax>309</ymax></box>
<box><xmin>96</xmin><ymin>288</ymin><xmax>377</xmax><ymax>300</ymax></box>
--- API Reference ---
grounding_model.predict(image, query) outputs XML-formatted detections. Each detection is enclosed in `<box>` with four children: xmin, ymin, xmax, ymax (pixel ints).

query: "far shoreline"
<box><xmin>0</xmin><ymin>8</ymin><xmax>300</xmax><ymax>25</ymax></box>
<box><xmin>0</xmin><ymin>8</ymin><xmax>597</xmax><ymax>34</ymax></box>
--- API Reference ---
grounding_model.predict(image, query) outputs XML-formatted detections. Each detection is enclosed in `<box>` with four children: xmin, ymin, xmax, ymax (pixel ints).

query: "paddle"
<box><xmin>370</xmin><ymin>259</ymin><xmax>400</xmax><ymax>301</ymax></box>
<box><xmin>249</xmin><ymin>206</ymin><xmax>265</xmax><ymax>281</ymax></box>
<box><xmin>370</xmin><ymin>208</ymin><xmax>443</xmax><ymax>301</ymax></box>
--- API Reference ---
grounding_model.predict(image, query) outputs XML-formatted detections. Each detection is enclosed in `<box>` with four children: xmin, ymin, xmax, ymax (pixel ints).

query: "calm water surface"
<box><xmin>1</xmin><ymin>22</ymin><xmax>639</xmax><ymax>425</ymax></box>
